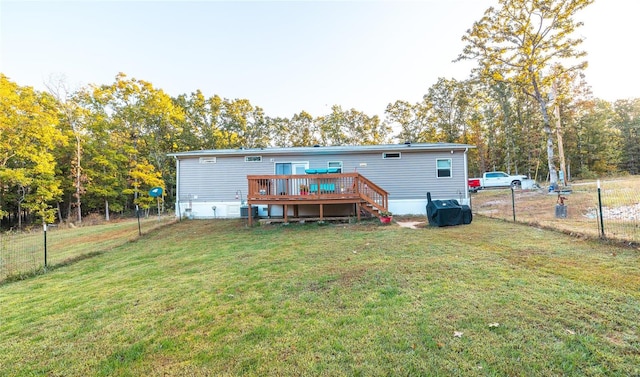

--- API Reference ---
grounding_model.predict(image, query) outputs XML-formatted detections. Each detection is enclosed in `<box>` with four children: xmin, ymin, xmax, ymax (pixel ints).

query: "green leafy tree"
<box><xmin>86</xmin><ymin>73</ymin><xmax>178</xmax><ymax>215</ymax></box>
<box><xmin>135</xmin><ymin>86</ymin><xmax>184</xmax><ymax>211</ymax></box>
<box><xmin>317</xmin><ymin>105</ymin><xmax>389</xmax><ymax>146</ymax></box>
<box><xmin>243</xmin><ymin>105</ymin><xmax>270</xmax><ymax>148</ymax></box>
<box><xmin>218</xmin><ymin>98</ymin><xmax>269</xmax><ymax>148</ymax></box>
<box><xmin>46</xmin><ymin>77</ymin><xmax>90</xmax><ymax>224</ymax></box>
<box><xmin>385</xmin><ymin>100</ymin><xmax>422</xmax><ymax>143</ymax></box>
<box><xmin>266</xmin><ymin>116</ymin><xmax>292</xmax><ymax>147</ymax></box>
<box><xmin>173</xmin><ymin>91</ymin><xmax>222</xmax><ymax>151</ymax></box>
<box><xmin>613</xmin><ymin>99</ymin><xmax>640</xmax><ymax>174</ymax></box>
<box><xmin>342</xmin><ymin>109</ymin><xmax>390</xmax><ymax>145</ymax></box>
<box><xmin>574</xmin><ymin>99</ymin><xmax>620</xmax><ymax>176</ymax></box>
<box><xmin>289</xmin><ymin>111</ymin><xmax>319</xmax><ymax>147</ymax></box>
<box><xmin>75</xmin><ymin>85</ymin><xmax>128</xmax><ymax>220</ymax></box>
<box><xmin>457</xmin><ymin>0</ymin><xmax>594</xmax><ymax>186</ymax></box>
<box><xmin>317</xmin><ymin>105</ymin><xmax>350</xmax><ymax>146</ymax></box>
<box><xmin>423</xmin><ymin>77</ymin><xmax>473</xmax><ymax>143</ymax></box>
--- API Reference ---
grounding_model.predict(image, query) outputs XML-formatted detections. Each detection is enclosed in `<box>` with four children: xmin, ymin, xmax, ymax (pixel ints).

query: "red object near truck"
<box><xmin>468</xmin><ymin>178</ymin><xmax>482</xmax><ymax>192</ymax></box>
<box><xmin>468</xmin><ymin>172</ymin><xmax>528</xmax><ymax>192</ymax></box>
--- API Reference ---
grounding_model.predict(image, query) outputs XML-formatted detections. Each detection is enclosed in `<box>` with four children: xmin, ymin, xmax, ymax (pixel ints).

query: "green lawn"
<box><xmin>1</xmin><ymin>218</ymin><xmax>639</xmax><ymax>376</ymax></box>
<box><xmin>1</xmin><ymin>216</ymin><xmax>175</xmax><ymax>281</ymax></box>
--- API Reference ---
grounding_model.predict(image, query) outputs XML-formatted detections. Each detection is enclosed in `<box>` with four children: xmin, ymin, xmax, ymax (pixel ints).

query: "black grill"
<box><xmin>426</xmin><ymin>192</ymin><xmax>472</xmax><ymax>227</ymax></box>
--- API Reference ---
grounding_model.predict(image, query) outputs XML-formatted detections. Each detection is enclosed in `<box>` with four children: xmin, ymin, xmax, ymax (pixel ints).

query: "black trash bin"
<box><xmin>426</xmin><ymin>192</ymin><xmax>472</xmax><ymax>226</ymax></box>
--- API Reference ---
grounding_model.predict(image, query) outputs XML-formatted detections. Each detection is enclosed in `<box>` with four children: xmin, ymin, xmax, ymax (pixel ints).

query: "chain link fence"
<box><xmin>471</xmin><ymin>177</ymin><xmax>640</xmax><ymax>244</ymax></box>
<box><xmin>1</xmin><ymin>215</ymin><xmax>175</xmax><ymax>282</ymax></box>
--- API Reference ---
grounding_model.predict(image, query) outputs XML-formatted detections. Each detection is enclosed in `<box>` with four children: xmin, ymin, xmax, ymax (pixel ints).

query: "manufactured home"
<box><xmin>168</xmin><ymin>143</ymin><xmax>473</xmax><ymax>223</ymax></box>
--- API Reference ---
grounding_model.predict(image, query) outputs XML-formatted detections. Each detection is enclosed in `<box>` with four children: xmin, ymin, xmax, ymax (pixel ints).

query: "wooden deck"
<box><xmin>246</xmin><ymin>172</ymin><xmax>388</xmax><ymax>225</ymax></box>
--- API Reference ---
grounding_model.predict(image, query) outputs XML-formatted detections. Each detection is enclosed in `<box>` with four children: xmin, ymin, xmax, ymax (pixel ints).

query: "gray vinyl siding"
<box><xmin>176</xmin><ymin>148</ymin><xmax>468</xmax><ymax>202</ymax></box>
<box><xmin>356</xmin><ymin>150</ymin><xmax>466</xmax><ymax>200</ymax></box>
<box><xmin>177</xmin><ymin>156</ymin><xmax>273</xmax><ymax>202</ymax></box>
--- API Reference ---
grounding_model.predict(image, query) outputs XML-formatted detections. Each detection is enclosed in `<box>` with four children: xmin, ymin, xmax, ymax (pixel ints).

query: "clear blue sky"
<box><xmin>1</xmin><ymin>0</ymin><xmax>638</xmax><ymax>118</ymax></box>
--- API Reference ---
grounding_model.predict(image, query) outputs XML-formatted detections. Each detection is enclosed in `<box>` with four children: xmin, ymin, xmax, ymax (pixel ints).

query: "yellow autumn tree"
<box><xmin>0</xmin><ymin>74</ymin><xmax>67</xmax><ymax>225</ymax></box>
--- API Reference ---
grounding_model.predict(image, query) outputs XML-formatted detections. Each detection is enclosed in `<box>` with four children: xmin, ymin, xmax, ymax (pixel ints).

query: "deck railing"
<box><xmin>247</xmin><ymin>172</ymin><xmax>388</xmax><ymax>214</ymax></box>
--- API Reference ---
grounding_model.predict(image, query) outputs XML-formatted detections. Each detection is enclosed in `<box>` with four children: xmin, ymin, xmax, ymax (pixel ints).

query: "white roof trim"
<box><xmin>168</xmin><ymin>143</ymin><xmax>474</xmax><ymax>158</ymax></box>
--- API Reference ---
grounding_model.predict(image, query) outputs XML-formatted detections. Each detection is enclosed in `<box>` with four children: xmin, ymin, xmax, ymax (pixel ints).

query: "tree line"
<box><xmin>1</xmin><ymin>0</ymin><xmax>638</xmax><ymax>228</ymax></box>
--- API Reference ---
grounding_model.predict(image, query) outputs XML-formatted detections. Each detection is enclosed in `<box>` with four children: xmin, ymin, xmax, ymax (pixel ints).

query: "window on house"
<box><xmin>199</xmin><ymin>157</ymin><xmax>216</xmax><ymax>164</ymax></box>
<box><xmin>327</xmin><ymin>161</ymin><xmax>343</xmax><ymax>173</ymax></box>
<box><xmin>437</xmin><ymin>159</ymin><xmax>452</xmax><ymax>178</ymax></box>
<box><xmin>383</xmin><ymin>152</ymin><xmax>401</xmax><ymax>159</ymax></box>
<box><xmin>244</xmin><ymin>156</ymin><xmax>262</xmax><ymax>162</ymax></box>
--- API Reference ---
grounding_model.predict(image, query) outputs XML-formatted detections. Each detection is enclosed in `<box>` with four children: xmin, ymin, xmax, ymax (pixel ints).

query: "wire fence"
<box><xmin>471</xmin><ymin>177</ymin><xmax>640</xmax><ymax>244</ymax></box>
<box><xmin>0</xmin><ymin>214</ymin><xmax>175</xmax><ymax>282</ymax></box>
<box><xmin>4</xmin><ymin>180</ymin><xmax>637</xmax><ymax>281</ymax></box>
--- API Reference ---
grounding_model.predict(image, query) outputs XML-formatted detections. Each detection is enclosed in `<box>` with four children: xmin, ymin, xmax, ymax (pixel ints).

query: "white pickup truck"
<box><xmin>468</xmin><ymin>171</ymin><xmax>528</xmax><ymax>191</ymax></box>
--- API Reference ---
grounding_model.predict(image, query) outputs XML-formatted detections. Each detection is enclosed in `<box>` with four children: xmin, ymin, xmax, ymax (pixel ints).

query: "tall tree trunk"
<box><xmin>17</xmin><ymin>202</ymin><xmax>22</xmax><ymax>229</ymax></box>
<box><xmin>553</xmin><ymin>81</ymin><xmax>567</xmax><ymax>186</ymax></box>
<box><xmin>555</xmin><ymin>107</ymin><xmax>567</xmax><ymax>185</ymax></box>
<box><xmin>58</xmin><ymin>202</ymin><xmax>64</xmax><ymax>224</ymax></box>
<box><xmin>67</xmin><ymin>198</ymin><xmax>72</xmax><ymax>224</ymax></box>
<box><xmin>530</xmin><ymin>74</ymin><xmax>558</xmax><ymax>187</ymax></box>
<box><xmin>17</xmin><ymin>185</ymin><xmax>25</xmax><ymax>229</ymax></box>
<box><xmin>76</xmin><ymin>135</ymin><xmax>82</xmax><ymax>224</ymax></box>
<box><xmin>105</xmin><ymin>199</ymin><xmax>110</xmax><ymax>222</ymax></box>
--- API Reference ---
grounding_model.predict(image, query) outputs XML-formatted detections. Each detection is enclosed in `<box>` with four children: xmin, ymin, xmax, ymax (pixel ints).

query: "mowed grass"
<box><xmin>1</xmin><ymin>218</ymin><xmax>639</xmax><ymax>376</ymax></box>
<box><xmin>0</xmin><ymin>216</ymin><xmax>175</xmax><ymax>281</ymax></box>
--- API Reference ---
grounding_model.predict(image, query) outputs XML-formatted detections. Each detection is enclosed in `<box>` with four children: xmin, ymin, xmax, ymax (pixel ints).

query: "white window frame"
<box><xmin>382</xmin><ymin>152</ymin><xmax>401</xmax><ymax>159</ymax></box>
<box><xmin>436</xmin><ymin>158</ymin><xmax>452</xmax><ymax>178</ymax></box>
<box><xmin>327</xmin><ymin>161</ymin><xmax>343</xmax><ymax>173</ymax></box>
<box><xmin>244</xmin><ymin>156</ymin><xmax>262</xmax><ymax>163</ymax></box>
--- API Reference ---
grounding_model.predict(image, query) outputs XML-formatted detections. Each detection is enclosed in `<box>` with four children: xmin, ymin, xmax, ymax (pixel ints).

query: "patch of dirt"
<box><xmin>584</xmin><ymin>203</ymin><xmax>640</xmax><ymax>220</ymax></box>
<box><xmin>503</xmin><ymin>248</ymin><xmax>548</xmax><ymax>266</ymax></box>
<box><xmin>338</xmin><ymin>267</ymin><xmax>368</xmax><ymax>287</ymax></box>
<box><xmin>396</xmin><ymin>221</ymin><xmax>425</xmax><ymax>229</ymax></box>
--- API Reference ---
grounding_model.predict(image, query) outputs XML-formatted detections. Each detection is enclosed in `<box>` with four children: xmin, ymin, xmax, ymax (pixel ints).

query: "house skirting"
<box><xmin>175</xmin><ymin>197</ymin><xmax>470</xmax><ymax>220</ymax></box>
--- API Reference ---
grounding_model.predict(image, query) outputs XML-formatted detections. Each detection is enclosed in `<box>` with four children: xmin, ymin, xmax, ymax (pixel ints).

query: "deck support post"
<box><xmin>245</xmin><ymin>173</ymin><xmax>389</xmax><ymax>224</ymax></box>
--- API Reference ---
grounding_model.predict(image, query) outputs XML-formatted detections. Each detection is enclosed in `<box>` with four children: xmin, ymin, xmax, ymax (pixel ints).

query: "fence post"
<box><xmin>511</xmin><ymin>186</ymin><xmax>516</xmax><ymax>222</ymax></box>
<box><xmin>597</xmin><ymin>179</ymin><xmax>605</xmax><ymax>239</ymax></box>
<box><xmin>43</xmin><ymin>222</ymin><xmax>48</xmax><ymax>269</ymax></box>
<box><xmin>136</xmin><ymin>204</ymin><xmax>142</xmax><ymax>236</ymax></box>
